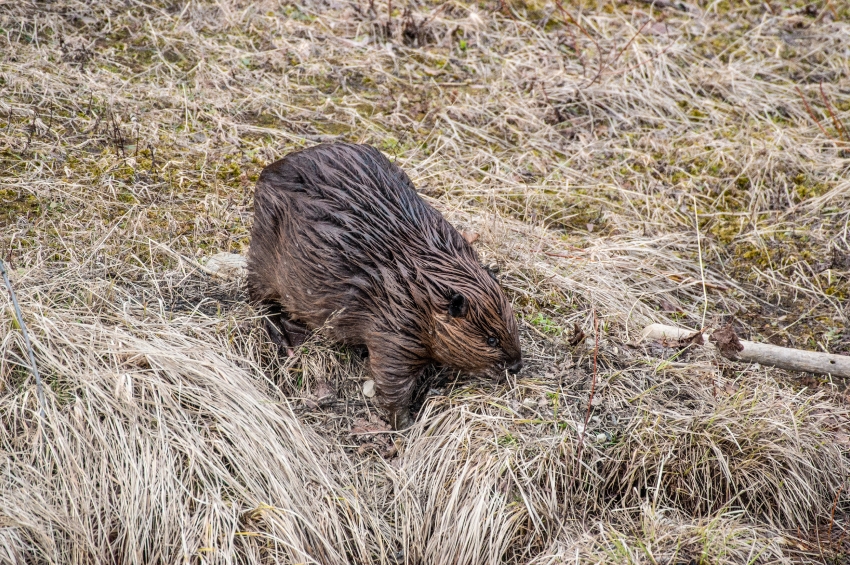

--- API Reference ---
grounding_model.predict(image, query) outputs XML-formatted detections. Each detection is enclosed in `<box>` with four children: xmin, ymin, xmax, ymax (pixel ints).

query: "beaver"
<box><xmin>247</xmin><ymin>143</ymin><xmax>522</xmax><ymax>429</ymax></box>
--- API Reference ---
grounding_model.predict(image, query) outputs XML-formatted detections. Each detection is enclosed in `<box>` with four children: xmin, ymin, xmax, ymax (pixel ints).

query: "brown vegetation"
<box><xmin>1</xmin><ymin>0</ymin><xmax>849</xmax><ymax>563</ymax></box>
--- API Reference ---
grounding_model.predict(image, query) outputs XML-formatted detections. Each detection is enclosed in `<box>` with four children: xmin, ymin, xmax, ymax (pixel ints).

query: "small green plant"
<box><xmin>498</xmin><ymin>433</ymin><xmax>519</xmax><ymax>447</ymax></box>
<box><xmin>529</xmin><ymin>313</ymin><xmax>563</xmax><ymax>336</ymax></box>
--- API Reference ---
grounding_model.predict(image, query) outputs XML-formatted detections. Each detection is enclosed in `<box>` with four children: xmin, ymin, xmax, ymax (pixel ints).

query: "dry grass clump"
<box><xmin>387</xmin><ymin>345</ymin><xmax>849</xmax><ymax>562</ymax></box>
<box><xmin>393</xmin><ymin>403</ymin><xmax>588</xmax><ymax>564</ymax></box>
<box><xmin>2</xmin><ymin>0</ymin><xmax>850</xmax><ymax>562</ymax></box>
<box><xmin>530</xmin><ymin>508</ymin><xmax>792</xmax><ymax>565</ymax></box>
<box><xmin>605</xmin><ymin>369</ymin><xmax>849</xmax><ymax>528</ymax></box>
<box><xmin>0</xmin><ymin>272</ymin><xmax>396</xmax><ymax>563</ymax></box>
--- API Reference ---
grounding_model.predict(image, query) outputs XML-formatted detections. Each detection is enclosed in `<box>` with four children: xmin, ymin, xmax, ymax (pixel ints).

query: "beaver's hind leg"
<box><xmin>260</xmin><ymin>301</ymin><xmax>309</xmax><ymax>356</ymax></box>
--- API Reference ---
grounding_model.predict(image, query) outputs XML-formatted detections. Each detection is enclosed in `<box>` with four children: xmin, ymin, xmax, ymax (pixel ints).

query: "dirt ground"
<box><xmin>1</xmin><ymin>0</ymin><xmax>850</xmax><ymax>563</ymax></box>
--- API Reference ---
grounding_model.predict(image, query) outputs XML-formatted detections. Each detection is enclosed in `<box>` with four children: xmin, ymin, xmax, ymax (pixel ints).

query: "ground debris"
<box><xmin>2</xmin><ymin>0</ymin><xmax>850</xmax><ymax>561</ymax></box>
<box><xmin>349</xmin><ymin>416</ymin><xmax>397</xmax><ymax>458</ymax></box>
<box><xmin>568</xmin><ymin>323</ymin><xmax>586</xmax><ymax>347</ymax></box>
<box><xmin>711</xmin><ymin>323</ymin><xmax>745</xmax><ymax>359</ymax></box>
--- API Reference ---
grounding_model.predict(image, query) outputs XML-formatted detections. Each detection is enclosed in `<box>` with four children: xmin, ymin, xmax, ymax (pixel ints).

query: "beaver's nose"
<box><xmin>506</xmin><ymin>359</ymin><xmax>523</xmax><ymax>375</ymax></box>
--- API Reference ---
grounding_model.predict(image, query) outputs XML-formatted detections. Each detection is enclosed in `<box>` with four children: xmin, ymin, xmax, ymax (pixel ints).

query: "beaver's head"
<box><xmin>428</xmin><ymin>269</ymin><xmax>522</xmax><ymax>378</ymax></box>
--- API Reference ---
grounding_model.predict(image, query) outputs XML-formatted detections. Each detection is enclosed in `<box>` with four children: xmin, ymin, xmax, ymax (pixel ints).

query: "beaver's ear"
<box><xmin>448</xmin><ymin>293</ymin><xmax>468</xmax><ymax>318</ymax></box>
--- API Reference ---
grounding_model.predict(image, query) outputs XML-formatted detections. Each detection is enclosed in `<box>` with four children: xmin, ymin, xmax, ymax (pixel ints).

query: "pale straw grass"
<box><xmin>2</xmin><ymin>0</ymin><xmax>849</xmax><ymax>562</ymax></box>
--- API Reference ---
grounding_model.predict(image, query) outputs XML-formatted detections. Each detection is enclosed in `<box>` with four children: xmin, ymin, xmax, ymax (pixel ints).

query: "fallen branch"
<box><xmin>642</xmin><ymin>323</ymin><xmax>850</xmax><ymax>378</ymax></box>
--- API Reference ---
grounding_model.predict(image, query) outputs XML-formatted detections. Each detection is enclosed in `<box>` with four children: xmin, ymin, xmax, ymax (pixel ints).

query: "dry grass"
<box><xmin>2</xmin><ymin>0</ymin><xmax>850</xmax><ymax>562</ymax></box>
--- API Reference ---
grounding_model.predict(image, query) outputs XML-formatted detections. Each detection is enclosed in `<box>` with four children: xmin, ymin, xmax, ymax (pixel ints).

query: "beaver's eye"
<box><xmin>487</xmin><ymin>336</ymin><xmax>499</xmax><ymax>347</ymax></box>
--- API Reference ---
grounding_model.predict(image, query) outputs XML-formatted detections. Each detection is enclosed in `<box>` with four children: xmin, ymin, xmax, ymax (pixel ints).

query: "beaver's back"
<box><xmin>247</xmin><ymin>143</ymin><xmax>479</xmax><ymax>340</ymax></box>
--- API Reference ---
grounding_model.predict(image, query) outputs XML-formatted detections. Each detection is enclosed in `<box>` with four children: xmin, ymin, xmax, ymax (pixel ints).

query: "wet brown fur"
<box><xmin>247</xmin><ymin>143</ymin><xmax>522</xmax><ymax>429</ymax></box>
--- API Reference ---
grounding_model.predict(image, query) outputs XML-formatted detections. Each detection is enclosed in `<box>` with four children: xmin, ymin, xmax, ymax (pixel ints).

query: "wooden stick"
<box><xmin>642</xmin><ymin>323</ymin><xmax>850</xmax><ymax>378</ymax></box>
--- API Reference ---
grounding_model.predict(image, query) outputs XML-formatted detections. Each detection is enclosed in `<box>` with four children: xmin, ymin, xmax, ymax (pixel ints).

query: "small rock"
<box><xmin>303</xmin><ymin>134</ymin><xmax>343</xmax><ymax>143</ymax></box>
<box><xmin>363</xmin><ymin>379</ymin><xmax>376</xmax><ymax>398</ymax></box>
<box><xmin>204</xmin><ymin>252</ymin><xmax>247</xmax><ymax>280</ymax></box>
<box><xmin>461</xmin><ymin>230</ymin><xmax>479</xmax><ymax>244</ymax></box>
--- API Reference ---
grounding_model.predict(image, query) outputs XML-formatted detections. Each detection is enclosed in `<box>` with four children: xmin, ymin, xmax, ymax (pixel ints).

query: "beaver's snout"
<box><xmin>506</xmin><ymin>359</ymin><xmax>523</xmax><ymax>375</ymax></box>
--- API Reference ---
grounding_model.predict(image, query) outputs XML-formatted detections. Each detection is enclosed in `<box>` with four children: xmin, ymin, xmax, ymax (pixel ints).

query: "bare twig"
<box><xmin>575</xmin><ymin>309</ymin><xmax>599</xmax><ymax>470</ymax></box>
<box><xmin>819</xmin><ymin>81</ymin><xmax>849</xmax><ymax>142</ymax></box>
<box><xmin>796</xmin><ymin>85</ymin><xmax>835</xmax><ymax>141</ymax></box>
<box><xmin>553</xmin><ymin>0</ymin><xmax>601</xmax><ymax>81</ymax></box>
<box><xmin>828</xmin><ymin>483</ymin><xmax>843</xmax><ymax>548</ymax></box>
<box><xmin>0</xmin><ymin>259</ymin><xmax>46</xmax><ymax>419</ymax></box>
<box><xmin>693</xmin><ymin>195</ymin><xmax>708</xmax><ymax>330</ymax></box>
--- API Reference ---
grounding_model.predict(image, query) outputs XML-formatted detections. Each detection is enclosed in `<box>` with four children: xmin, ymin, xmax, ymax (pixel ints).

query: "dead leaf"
<box><xmin>350</xmin><ymin>418</ymin><xmax>396</xmax><ymax>458</ymax></box>
<box><xmin>356</xmin><ymin>442</ymin><xmax>398</xmax><ymax>459</ymax></box>
<box><xmin>710</xmin><ymin>324</ymin><xmax>744</xmax><ymax>359</ymax></box>
<box><xmin>675</xmin><ymin>331</ymin><xmax>704</xmax><ymax>348</ymax></box>
<box><xmin>658</xmin><ymin>298</ymin><xmax>683</xmax><ymax>313</ymax></box>
<box><xmin>350</xmin><ymin>417</ymin><xmax>391</xmax><ymax>437</ymax></box>
<box><xmin>644</xmin><ymin>21</ymin><xmax>669</xmax><ymax>35</ymax></box>
<box><xmin>568</xmin><ymin>323</ymin><xmax>586</xmax><ymax>347</ymax></box>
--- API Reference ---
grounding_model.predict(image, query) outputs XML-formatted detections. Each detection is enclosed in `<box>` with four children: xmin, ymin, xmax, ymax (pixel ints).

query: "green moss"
<box><xmin>0</xmin><ymin>187</ymin><xmax>41</xmax><ymax>228</ymax></box>
<box><xmin>670</xmin><ymin>171</ymin><xmax>689</xmax><ymax>184</ymax></box>
<box><xmin>282</xmin><ymin>5</ymin><xmax>316</xmax><ymax>21</ymax></box>
<box><xmin>707</xmin><ymin>214</ymin><xmax>744</xmax><ymax>245</ymax></box>
<box><xmin>824</xmin><ymin>285</ymin><xmax>848</xmax><ymax>300</ymax></box>
<box><xmin>793</xmin><ymin>173</ymin><xmax>830</xmax><ymax>202</ymax></box>
<box><xmin>216</xmin><ymin>162</ymin><xmax>243</xmax><ymax>181</ymax></box>
<box><xmin>379</xmin><ymin>136</ymin><xmax>400</xmax><ymax>152</ymax></box>
<box><xmin>494</xmin><ymin>186</ymin><xmax>612</xmax><ymax>235</ymax></box>
<box><xmin>498</xmin><ymin>433</ymin><xmax>519</xmax><ymax>447</ymax></box>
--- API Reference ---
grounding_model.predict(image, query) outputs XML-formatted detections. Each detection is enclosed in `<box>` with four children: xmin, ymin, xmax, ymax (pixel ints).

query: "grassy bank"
<box><xmin>1</xmin><ymin>0</ymin><xmax>849</xmax><ymax>562</ymax></box>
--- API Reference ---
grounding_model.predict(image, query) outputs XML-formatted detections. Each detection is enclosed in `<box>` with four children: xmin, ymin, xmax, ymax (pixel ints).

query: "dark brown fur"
<box><xmin>247</xmin><ymin>143</ymin><xmax>522</xmax><ymax>429</ymax></box>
